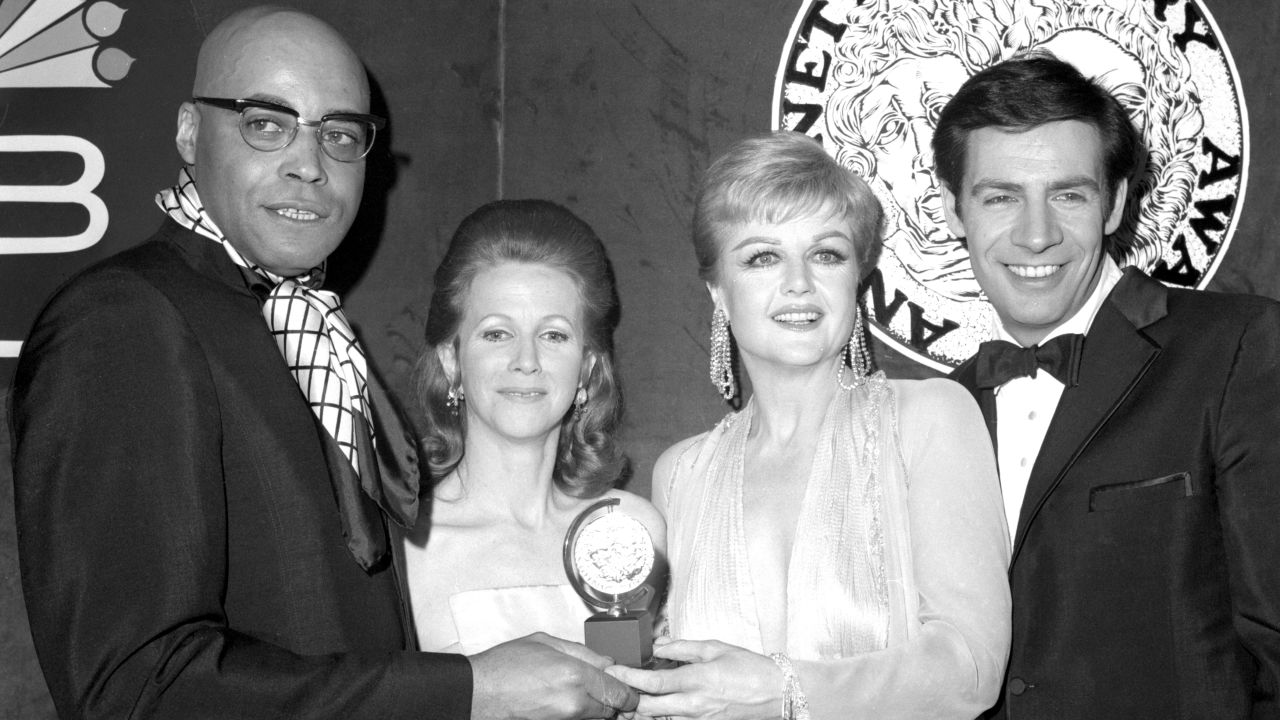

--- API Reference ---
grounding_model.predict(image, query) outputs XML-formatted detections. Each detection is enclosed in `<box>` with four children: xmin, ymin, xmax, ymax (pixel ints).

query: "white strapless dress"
<box><xmin>419</xmin><ymin>583</ymin><xmax>593</xmax><ymax>654</ymax></box>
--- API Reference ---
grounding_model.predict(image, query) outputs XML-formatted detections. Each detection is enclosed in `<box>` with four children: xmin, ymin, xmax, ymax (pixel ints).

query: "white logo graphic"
<box><xmin>775</xmin><ymin>0</ymin><xmax>1246</xmax><ymax>370</ymax></box>
<box><xmin>1</xmin><ymin>1</ymin><xmax>132</xmax><ymax>357</ymax></box>
<box><xmin>0</xmin><ymin>135</ymin><xmax>108</xmax><ymax>254</ymax></box>
<box><xmin>0</xmin><ymin>0</ymin><xmax>132</xmax><ymax>87</ymax></box>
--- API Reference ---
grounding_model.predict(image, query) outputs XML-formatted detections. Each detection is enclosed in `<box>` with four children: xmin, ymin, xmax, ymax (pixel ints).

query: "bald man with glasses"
<box><xmin>11</xmin><ymin>7</ymin><xmax>636</xmax><ymax>719</ymax></box>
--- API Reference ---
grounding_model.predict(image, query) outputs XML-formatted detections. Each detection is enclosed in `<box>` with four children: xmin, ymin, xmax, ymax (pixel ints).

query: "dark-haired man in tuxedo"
<box><xmin>942</xmin><ymin>53</ymin><xmax>1280</xmax><ymax>719</ymax></box>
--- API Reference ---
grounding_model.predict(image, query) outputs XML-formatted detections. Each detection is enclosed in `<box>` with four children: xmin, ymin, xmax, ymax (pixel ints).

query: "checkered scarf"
<box><xmin>156</xmin><ymin>168</ymin><xmax>375</xmax><ymax>487</ymax></box>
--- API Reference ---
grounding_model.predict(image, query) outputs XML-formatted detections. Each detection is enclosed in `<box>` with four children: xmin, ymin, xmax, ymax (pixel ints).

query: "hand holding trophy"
<box><xmin>563</xmin><ymin>497</ymin><xmax>661</xmax><ymax>668</ymax></box>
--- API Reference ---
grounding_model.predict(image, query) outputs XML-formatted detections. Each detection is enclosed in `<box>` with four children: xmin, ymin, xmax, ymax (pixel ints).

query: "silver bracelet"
<box><xmin>768</xmin><ymin>652</ymin><xmax>810</xmax><ymax>720</ymax></box>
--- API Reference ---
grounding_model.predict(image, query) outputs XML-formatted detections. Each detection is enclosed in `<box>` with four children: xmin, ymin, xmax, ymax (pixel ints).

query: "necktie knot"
<box><xmin>975</xmin><ymin>333</ymin><xmax>1084</xmax><ymax>389</ymax></box>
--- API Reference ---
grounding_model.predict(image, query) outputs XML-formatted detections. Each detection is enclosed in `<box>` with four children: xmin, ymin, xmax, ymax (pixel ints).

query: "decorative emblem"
<box><xmin>775</xmin><ymin>0</ymin><xmax>1246</xmax><ymax>370</ymax></box>
<box><xmin>564</xmin><ymin>498</ymin><xmax>656</xmax><ymax>609</ymax></box>
<box><xmin>563</xmin><ymin>498</ymin><xmax>659</xmax><ymax>668</ymax></box>
<box><xmin>572</xmin><ymin>508</ymin><xmax>656</xmax><ymax>597</ymax></box>
<box><xmin>0</xmin><ymin>0</ymin><xmax>133</xmax><ymax>87</ymax></box>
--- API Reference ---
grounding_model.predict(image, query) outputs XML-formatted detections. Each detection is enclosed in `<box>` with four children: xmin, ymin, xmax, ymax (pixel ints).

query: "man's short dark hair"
<box><xmin>933</xmin><ymin>52</ymin><xmax>1142</xmax><ymax>215</ymax></box>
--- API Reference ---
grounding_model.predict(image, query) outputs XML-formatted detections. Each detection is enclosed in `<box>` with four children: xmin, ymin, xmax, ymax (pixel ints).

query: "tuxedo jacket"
<box><xmin>11</xmin><ymin>221</ymin><xmax>471</xmax><ymax>719</ymax></box>
<box><xmin>952</xmin><ymin>268</ymin><xmax>1280</xmax><ymax>720</ymax></box>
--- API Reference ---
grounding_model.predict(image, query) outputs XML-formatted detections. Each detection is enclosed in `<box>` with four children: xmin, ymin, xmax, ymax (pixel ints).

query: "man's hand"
<box><xmin>469</xmin><ymin>632</ymin><xmax>640</xmax><ymax>720</ymax></box>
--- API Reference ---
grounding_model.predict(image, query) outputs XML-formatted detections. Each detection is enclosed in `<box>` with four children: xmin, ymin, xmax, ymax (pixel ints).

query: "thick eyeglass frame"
<box><xmin>192</xmin><ymin>96</ymin><xmax>387</xmax><ymax>162</ymax></box>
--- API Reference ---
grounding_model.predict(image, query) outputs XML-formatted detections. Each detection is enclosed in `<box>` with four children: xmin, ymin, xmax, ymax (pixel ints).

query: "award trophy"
<box><xmin>563</xmin><ymin>497</ymin><xmax>658</xmax><ymax>668</ymax></box>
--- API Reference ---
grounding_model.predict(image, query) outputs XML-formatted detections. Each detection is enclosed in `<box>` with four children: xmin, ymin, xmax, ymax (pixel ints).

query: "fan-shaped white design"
<box><xmin>0</xmin><ymin>0</ymin><xmax>130</xmax><ymax>88</ymax></box>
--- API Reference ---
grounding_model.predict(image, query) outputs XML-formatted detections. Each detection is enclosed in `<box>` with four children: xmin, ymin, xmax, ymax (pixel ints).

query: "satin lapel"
<box><xmin>1010</xmin><ymin>270</ymin><xmax>1166</xmax><ymax>559</ymax></box>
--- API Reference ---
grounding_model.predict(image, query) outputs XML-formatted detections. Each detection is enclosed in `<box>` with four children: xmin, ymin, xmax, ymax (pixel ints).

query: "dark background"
<box><xmin>4</xmin><ymin>1</ymin><xmax>1278</xmax><ymax>716</ymax></box>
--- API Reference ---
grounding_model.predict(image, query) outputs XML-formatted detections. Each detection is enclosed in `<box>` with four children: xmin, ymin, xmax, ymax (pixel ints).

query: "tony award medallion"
<box><xmin>563</xmin><ymin>497</ymin><xmax>657</xmax><ymax>668</ymax></box>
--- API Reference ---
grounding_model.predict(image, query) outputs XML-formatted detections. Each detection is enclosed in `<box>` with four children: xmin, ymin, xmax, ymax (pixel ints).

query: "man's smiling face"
<box><xmin>177</xmin><ymin>10</ymin><xmax>369</xmax><ymax>276</ymax></box>
<box><xmin>943</xmin><ymin>120</ymin><xmax>1126</xmax><ymax>346</ymax></box>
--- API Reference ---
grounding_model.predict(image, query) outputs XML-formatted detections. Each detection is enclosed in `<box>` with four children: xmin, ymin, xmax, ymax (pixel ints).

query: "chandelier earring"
<box><xmin>837</xmin><ymin>304</ymin><xmax>871</xmax><ymax>390</ymax></box>
<box><xmin>709</xmin><ymin>307</ymin><xmax>737</xmax><ymax>401</ymax></box>
<box><xmin>573</xmin><ymin>386</ymin><xmax>587</xmax><ymax>421</ymax></box>
<box><xmin>446</xmin><ymin>385</ymin><xmax>464</xmax><ymax>416</ymax></box>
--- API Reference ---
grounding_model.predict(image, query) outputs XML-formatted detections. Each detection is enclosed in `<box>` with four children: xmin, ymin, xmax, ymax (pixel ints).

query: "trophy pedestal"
<box><xmin>585</xmin><ymin>609</ymin><xmax>653</xmax><ymax>668</ymax></box>
<box><xmin>564</xmin><ymin>498</ymin><xmax>663</xmax><ymax>668</ymax></box>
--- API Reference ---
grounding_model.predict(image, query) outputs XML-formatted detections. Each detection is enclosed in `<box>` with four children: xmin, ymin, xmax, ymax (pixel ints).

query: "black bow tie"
<box><xmin>975</xmin><ymin>334</ymin><xmax>1084</xmax><ymax>389</ymax></box>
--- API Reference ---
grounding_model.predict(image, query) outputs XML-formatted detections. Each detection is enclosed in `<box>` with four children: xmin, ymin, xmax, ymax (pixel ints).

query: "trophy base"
<box><xmin>585</xmin><ymin>609</ymin><xmax>653</xmax><ymax>668</ymax></box>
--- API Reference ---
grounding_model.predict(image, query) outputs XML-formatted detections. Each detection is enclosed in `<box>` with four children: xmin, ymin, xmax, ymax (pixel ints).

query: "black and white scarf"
<box><xmin>157</xmin><ymin>169</ymin><xmax>408</xmax><ymax>570</ymax></box>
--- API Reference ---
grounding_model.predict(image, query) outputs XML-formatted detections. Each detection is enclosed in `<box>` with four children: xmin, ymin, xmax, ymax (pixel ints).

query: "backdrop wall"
<box><xmin>4</xmin><ymin>1</ymin><xmax>1278</xmax><ymax>716</ymax></box>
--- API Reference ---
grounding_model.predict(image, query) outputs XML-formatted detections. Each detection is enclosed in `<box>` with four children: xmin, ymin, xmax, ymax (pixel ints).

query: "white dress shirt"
<box><xmin>994</xmin><ymin>258</ymin><xmax>1123</xmax><ymax>534</ymax></box>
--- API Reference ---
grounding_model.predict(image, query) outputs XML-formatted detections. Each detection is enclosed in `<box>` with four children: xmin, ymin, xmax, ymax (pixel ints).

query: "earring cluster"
<box><xmin>837</xmin><ymin>304</ymin><xmax>871</xmax><ymax>390</ymax></box>
<box><xmin>445</xmin><ymin>385</ymin><xmax>464</xmax><ymax>416</ymax></box>
<box><xmin>709</xmin><ymin>307</ymin><xmax>736</xmax><ymax>401</ymax></box>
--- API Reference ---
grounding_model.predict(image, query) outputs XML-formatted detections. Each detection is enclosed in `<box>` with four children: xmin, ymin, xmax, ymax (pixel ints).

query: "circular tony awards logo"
<box><xmin>563</xmin><ymin>498</ymin><xmax>655</xmax><ymax>611</ymax></box>
<box><xmin>774</xmin><ymin>0</ymin><xmax>1247</xmax><ymax>371</ymax></box>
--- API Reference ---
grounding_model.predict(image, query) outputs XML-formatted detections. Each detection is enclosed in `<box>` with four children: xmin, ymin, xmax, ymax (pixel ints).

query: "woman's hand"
<box><xmin>608</xmin><ymin>639</ymin><xmax>783</xmax><ymax>720</ymax></box>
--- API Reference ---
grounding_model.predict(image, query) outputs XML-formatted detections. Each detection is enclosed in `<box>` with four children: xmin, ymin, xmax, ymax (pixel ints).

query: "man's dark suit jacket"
<box><xmin>952</xmin><ymin>268</ymin><xmax>1280</xmax><ymax>719</ymax></box>
<box><xmin>11</xmin><ymin>221</ymin><xmax>471</xmax><ymax>719</ymax></box>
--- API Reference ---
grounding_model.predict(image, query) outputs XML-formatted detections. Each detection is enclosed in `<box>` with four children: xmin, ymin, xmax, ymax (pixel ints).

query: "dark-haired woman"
<box><xmin>400</xmin><ymin>199</ymin><xmax>663</xmax><ymax>654</ymax></box>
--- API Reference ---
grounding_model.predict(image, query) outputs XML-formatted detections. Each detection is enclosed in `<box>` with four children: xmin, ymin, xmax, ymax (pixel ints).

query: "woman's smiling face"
<box><xmin>710</xmin><ymin>209</ymin><xmax>862</xmax><ymax>374</ymax></box>
<box><xmin>441</xmin><ymin>262</ymin><xmax>590</xmax><ymax>445</ymax></box>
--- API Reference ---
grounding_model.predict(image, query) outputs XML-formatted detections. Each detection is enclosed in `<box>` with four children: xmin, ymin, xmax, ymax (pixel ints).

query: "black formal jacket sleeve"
<box><xmin>11</xmin><ymin>221</ymin><xmax>471</xmax><ymax>719</ymax></box>
<box><xmin>952</xmin><ymin>268</ymin><xmax>1280</xmax><ymax>719</ymax></box>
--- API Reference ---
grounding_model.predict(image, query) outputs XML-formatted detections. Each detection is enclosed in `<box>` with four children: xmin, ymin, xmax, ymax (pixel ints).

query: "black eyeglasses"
<box><xmin>192</xmin><ymin>97</ymin><xmax>386</xmax><ymax>162</ymax></box>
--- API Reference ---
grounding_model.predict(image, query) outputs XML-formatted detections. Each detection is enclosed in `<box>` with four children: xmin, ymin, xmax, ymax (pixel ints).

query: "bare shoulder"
<box><xmin>653</xmin><ymin>433</ymin><xmax>708</xmax><ymax>487</ymax></box>
<box><xmin>424</xmin><ymin>474</ymin><xmax>471</xmax><ymax>524</ymax></box>
<box><xmin>884</xmin><ymin>377</ymin><xmax>994</xmax><ymax>473</ymax></box>
<box><xmin>886</xmin><ymin>376</ymin><xmax>980</xmax><ymax>424</ymax></box>
<box><xmin>649</xmin><ymin>432</ymin><xmax>710</xmax><ymax>514</ymax></box>
<box><xmin>602</xmin><ymin>488</ymin><xmax>667</xmax><ymax>546</ymax></box>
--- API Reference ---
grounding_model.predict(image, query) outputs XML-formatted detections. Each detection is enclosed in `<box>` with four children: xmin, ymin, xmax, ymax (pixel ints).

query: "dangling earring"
<box><xmin>837</xmin><ymin>304</ymin><xmax>871</xmax><ymax>390</ymax></box>
<box><xmin>446</xmin><ymin>385</ymin><xmax>464</xmax><ymax>416</ymax></box>
<box><xmin>709</xmin><ymin>307</ymin><xmax>736</xmax><ymax>401</ymax></box>
<box><xmin>573</xmin><ymin>386</ymin><xmax>587</xmax><ymax>420</ymax></box>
